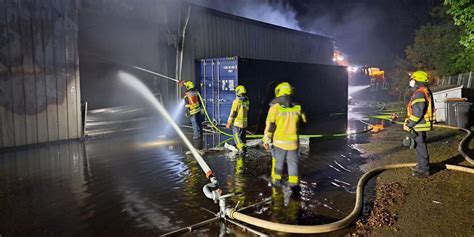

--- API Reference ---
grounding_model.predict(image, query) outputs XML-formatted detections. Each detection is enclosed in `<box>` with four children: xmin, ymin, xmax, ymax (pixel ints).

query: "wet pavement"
<box><xmin>0</xmin><ymin>103</ymin><xmax>382</xmax><ymax>236</ymax></box>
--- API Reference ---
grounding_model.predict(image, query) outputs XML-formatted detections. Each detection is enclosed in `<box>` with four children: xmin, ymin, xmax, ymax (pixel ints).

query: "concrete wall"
<box><xmin>0</xmin><ymin>0</ymin><xmax>82</xmax><ymax>148</ymax></box>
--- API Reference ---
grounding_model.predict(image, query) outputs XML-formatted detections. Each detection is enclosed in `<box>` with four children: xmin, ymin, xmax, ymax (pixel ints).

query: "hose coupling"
<box><xmin>225</xmin><ymin>207</ymin><xmax>236</xmax><ymax>219</ymax></box>
<box><xmin>218</xmin><ymin>193</ymin><xmax>235</xmax><ymax>218</ymax></box>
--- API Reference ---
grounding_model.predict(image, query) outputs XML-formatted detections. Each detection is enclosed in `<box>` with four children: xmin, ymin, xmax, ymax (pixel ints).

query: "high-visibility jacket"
<box><xmin>227</xmin><ymin>96</ymin><xmax>249</xmax><ymax>128</ymax></box>
<box><xmin>263</xmin><ymin>99</ymin><xmax>307</xmax><ymax>150</ymax></box>
<box><xmin>184</xmin><ymin>89</ymin><xmax>201</xmax><ymax>116</ymax></box>
<box><xmin>406</xmin><ymin>86</ymin><xmax>435</xmax><ymax>132</ymax></box>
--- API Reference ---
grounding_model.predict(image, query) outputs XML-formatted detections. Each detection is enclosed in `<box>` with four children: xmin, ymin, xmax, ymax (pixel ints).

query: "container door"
<box><xmin>216</xmin><ymin>59</ymin><xmax>238</xmax><ymax>125</ymax></box>
<box><xmin>200</xmin><ymin>60</ymin><xmax>216</xmax><ymax>123</ymax></box>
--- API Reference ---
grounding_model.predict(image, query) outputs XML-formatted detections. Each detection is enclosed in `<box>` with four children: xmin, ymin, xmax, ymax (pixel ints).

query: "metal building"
<box><xmin>0</xmin><ymin>0</ymin><xmax>340</xmax><ymax>146</ymax></box>
<box><xmin>180</xmin><ymin>3</ymin><xmax>334</xmax><ymax>82</ymax></box>
<box><xmin>78</xmin><ymin>0</ymin><xmax>335</xmax><ymax>110</ymax></box>
<box><xmin>0</xmin><ymin>0</ymin><xmax>82</xmax><ymax>148</ymax></box>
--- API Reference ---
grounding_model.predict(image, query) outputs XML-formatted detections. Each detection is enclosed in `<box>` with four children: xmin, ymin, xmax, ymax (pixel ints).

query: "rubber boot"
<box><xmin>412</xmin><ymin>169</ymin><xmax>429</xmax><ymax>177</ymax></box>
<box><xmin>290</xmin><ymin>185</ymin><xmax>301</xmax><ymax>199</ymax></box>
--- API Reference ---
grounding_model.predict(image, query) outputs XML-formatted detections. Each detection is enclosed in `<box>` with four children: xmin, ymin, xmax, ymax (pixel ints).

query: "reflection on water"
<box><xmin>0</xmin><ymin>141</ymin><xmax>88</xmax><ymax>236</ymax></box>
<box><xmin>0</xmin><ymin>104</ymin><xmax>375</xmax><ymax>236</ymax></box>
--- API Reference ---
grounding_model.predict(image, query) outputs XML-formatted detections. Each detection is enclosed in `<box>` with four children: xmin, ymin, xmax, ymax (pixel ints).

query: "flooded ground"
<box><xmin>0</xmin><ymin>103</ymin><xmax>383</xmax><ymax>236</ymax></box>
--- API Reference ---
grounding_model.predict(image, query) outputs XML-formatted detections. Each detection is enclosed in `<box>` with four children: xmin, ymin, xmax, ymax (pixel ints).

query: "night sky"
<box><xmin>194</xmin><ymin>0</ymin><xmax>442</xmax><ymax>69</ymax></box>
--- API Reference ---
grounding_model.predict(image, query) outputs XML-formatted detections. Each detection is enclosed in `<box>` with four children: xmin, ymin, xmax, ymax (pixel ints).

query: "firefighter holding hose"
<box><xmin>263</xmin><ymin>82</ymin><xmax>306</xmax><ymax>192</ymax></box>
<box><xmin>226</xmin><ymin>85</ymin><xmax>250</xmax><ymax>154</ymax></box>
<box><xmin>181</xmin><ymin>81</ymin><xmax>203</xmax><ymax>140</ymax></box>
<box><xmin>403</xmin><ymin>71</ymin><xmax>435</xmax><ymax>177</ymax></box>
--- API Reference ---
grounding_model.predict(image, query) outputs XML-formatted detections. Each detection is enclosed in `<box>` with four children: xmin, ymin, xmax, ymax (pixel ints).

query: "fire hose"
<box><xmin>196</xmin><ymin>92</ymin><xmax>373</xmax><ymax>139</ymax></box>
<box><xmin>225</xmin><ymin>164</ymin><xmax>473</xmax><ymax>234</ymax></box>
<box><xmin>126</xmin><ymin>74</ymin><xmax>473</xmax><ymax>234</ymax></box>
<box><xmin>221</xmin><ymin>123</ymin><xmax>473</xmax><ymax>234</ymax></box>
<box><xmin>171</xmin><ymin>88</ymin><xmax>472</xmax><ymax>234</ymax></box>
<box><xmin>190</xmin><ymin>90</ymin><xmax>473</xmax><ymax>234</ymax></box>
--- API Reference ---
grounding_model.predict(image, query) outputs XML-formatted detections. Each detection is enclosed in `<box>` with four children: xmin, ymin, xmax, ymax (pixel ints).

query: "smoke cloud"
<box><xmin>193</xmin><ymin>0</ymin><xmax>301</xmax><ymax>30</ymax></box>
<box><xmin>190</xmin><ymin>0</ymin><xmax>440</xmax><ymax>69</ymax></box>
<box><xmin>301</xmin><ymin>3</ymin><xmax>386</xmax><ymax>66</ymax></box>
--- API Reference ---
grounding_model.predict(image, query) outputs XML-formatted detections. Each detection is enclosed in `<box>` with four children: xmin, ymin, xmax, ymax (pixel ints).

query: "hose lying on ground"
<box><xmin>224</xmin><ymin>123</ymin><xmax>474</xmax><ymax>234</ymax></box>
<box><xmin>433</xmin><ymin>124</ymin><xmax>473</xmax><ymax>165</ymax></box>
<box><xmin>196</xmin><ymin>92</ymin><xmax>373</xmax><ymax>140</ymax></box>
<box><xmin>226</xmin><ymin>163</ymin><xmax>473</xmax><ymax>234</ymax></box>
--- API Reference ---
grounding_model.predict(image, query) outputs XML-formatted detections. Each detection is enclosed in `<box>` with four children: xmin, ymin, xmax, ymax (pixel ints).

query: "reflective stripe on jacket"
<box><xmin>184</xmin><ymin>90</ymin><xmax>201</xmax><ymax>116</ymax></box>
<box><xmin>406</xmin><ymin>86</ymin><xmax>435</xmax><ymax>132</ymax></box>
<box><xmin>263</xmin><ymin>102</ymin><xmax>306</xmax><ymax>150</ymax></box>
<box><xmin>227</xmin><ymin>96</ymin><xmax>249</xmax><ymax>128</ymax></box>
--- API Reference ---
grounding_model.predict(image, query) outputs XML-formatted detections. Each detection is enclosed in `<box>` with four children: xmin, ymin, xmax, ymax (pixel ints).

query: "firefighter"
<box><xmin>403</xmin><ymin>71</ymin><xmax>435</xmax><ymax>177</ymax></box>
<box><xmin>182</xmin><ymin>81</ymin><xmax>202</xmax><ymax>140</ymax></box>
<box><xmin>262</xmin><ymin>82</ymin><xmax>306</xmax><ymax>192</ymax></box>
<box><xmin>226</xmin><ymin>85</ymin><xmax>250</xmax><ymax>154</ymax></box>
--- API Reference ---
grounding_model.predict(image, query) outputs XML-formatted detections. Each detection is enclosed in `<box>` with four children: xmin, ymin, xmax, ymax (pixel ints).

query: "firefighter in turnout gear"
<box><xmin>403</xmin><ymin>71</ymin><xmax>435</xmax><ymax>177</ymax></box>
<box><xmin>263</xmin><ymin>82</ymin><xmax>307</xmax><ymax>191</ymax></box>
<box><xmin>182</xmin><ymin>81</ymin><xmax>202</xmax><ymax>139</ymax></box>
<box><xmin>226</xmin><ymin>85</ymin><xmax>250</xmax><ymax>154</ymax></box>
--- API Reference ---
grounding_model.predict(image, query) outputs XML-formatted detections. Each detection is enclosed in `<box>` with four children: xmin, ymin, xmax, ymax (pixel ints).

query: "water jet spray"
<box><xmin>119</xmin><ymin>71</ymin><xmax>214</xmax><ymax>180</ymax></box>
<box><xmin>120</xmin><ymin>71</ymin><xmax>271</xmax><ymax>236</ymax></box>
<box><xmin>348</xmin><ymin>85</ymin><xmax>370</xmax><ymax>95</ymax></box>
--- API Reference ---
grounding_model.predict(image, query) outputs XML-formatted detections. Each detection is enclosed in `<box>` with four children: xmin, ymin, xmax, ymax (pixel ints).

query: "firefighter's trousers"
<box><xmin>414</xmin><ymin>131</ymin><xmax>430</xmax><ymax>172</ymax></box>
<box><xmin>271</xmin><ymin>147</ymin><xmax>299</xmax><ymax>186</ymax></box>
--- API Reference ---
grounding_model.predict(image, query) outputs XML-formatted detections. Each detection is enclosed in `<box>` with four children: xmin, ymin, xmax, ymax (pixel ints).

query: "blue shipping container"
<box><xmin>198</xmin><ymin>57</ymin><xmax>348</xmax><ymax>133</ymax></box>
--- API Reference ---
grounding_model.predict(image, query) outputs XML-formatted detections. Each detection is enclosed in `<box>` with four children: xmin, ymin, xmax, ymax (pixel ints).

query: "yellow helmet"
<box><xmin>275</xmin><ymin>82</ymin><xmax>292</xmax><ymax>97</ymax></box>
<box><xmin>183</xmin><ymin>81</ymin><xmax>195</xmax><ymax>90</ymax></box>
<box><xmin>235</xmin><ymin>85</ymin><xmax>246</xmax><ymax>96</ymax></box>
<box><xmin>411</xmin><ymin>71</ymin><xmax>429</xmax><ymax>83</ymax></box>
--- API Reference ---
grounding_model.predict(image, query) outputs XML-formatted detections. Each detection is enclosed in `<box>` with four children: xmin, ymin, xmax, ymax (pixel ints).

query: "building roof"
<box><xmin>186</xmin><ymin>2</ymin><xmax>334</xmax><ymax>42</ymax></box>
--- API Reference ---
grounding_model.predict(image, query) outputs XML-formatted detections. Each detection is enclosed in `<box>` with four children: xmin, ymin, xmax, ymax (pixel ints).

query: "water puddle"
<box><xmin>0</xmin><ymin>78</ymin><xmax>381</xmax><ymax>236</ymax></box>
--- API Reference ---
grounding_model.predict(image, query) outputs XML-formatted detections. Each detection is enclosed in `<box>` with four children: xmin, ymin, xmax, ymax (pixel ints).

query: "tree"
<box><xmin>444</xmin><ymin>0</ymin><xmax>474</xmax><ymax>50</ymax></box>
<box><xmin>405</xmin><ymin>6</ymin><xmax>473</xmax><ymax>76</ymax></box>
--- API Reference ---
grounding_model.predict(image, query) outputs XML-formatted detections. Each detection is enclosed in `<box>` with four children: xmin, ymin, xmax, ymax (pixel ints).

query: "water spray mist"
<box><xmin>118</xmin><ymin>71</ymin><xmax>213</xmax><ymax>178</ymax></box>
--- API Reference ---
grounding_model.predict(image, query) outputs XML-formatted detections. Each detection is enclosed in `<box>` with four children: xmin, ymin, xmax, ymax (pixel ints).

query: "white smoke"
<box><xmin>236</xmin><ymin>1</ymin><xmax>301</xmax><ymax>30</ymax></box>
<box><xmin>193</xmin><ymin>0</ymin><xmax>301</xmax><ymax>30</ymax></box>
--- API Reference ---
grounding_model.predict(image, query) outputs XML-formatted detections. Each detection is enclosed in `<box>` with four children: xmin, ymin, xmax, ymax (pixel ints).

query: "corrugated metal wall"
<box><xmin>0</xmin><ymin>0</ymin><xmax>82</xmax><ymax>148</ymax></box>
<box><xmin>181</xmin><ymin>3</ymin><xmax>334</xmax><ymax>82</ymax></box>
<box><xmin>78</xmin><ymin>0</ymin><xmax>178</xmax><ymax>110</ymax></box>
<box><xmin>78</xmin><ymin>1</ymin><xmax>334</xmax><ymax>111</ymax></box>
<box><xmin>0</xmin><ymin>140</ymin><xmax>86</xmax><ymax>186</ymax></box>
